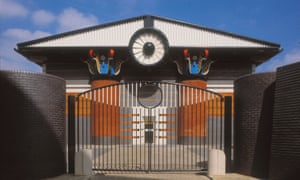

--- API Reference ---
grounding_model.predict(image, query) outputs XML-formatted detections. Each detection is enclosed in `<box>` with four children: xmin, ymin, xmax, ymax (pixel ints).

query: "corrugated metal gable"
<box><xmin>18</xmin><ymin>15</ymin><xmax>279</xmax><ymax>49</ymax></box>
<box><xmin>154</xmin><ymin>19</ymin><xmax>271</xmax><ymax>48</ymax></box>
<box><xmin>27</xmin><ymin>19</ymin><xmax>144</xmax><ymax>48</ymax></box>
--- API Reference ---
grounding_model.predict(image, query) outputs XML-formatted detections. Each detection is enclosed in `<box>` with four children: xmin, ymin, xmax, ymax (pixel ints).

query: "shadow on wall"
<box><xmin>251</xmin><ymin>82</ymin><xmax>275</xmax><ymax>178</ymax></box>
<box><xmin>234</xmin><ymin>72</ymin><xmax>276</xmax><ymax>179</ymax></box>
<box><xmin>0</xmin><ymin>71</ymin><xmax>66</xmax><ymax>180</ymax></box>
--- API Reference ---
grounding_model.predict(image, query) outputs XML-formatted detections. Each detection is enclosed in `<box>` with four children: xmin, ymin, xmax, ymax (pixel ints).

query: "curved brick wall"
<box><xmin>269</xmin><ymin>62</ymin><xmax>300</xmax><ymax>179</ymax></box>
<box><xmin>234</xmin><ymin>72</ymin><xmax>276</xmax><ymax>178</ymax></box>
<box><xmin>0</xmin><ymin>71</ymin><xmax>66</xmax><ymax>179</ymax></box>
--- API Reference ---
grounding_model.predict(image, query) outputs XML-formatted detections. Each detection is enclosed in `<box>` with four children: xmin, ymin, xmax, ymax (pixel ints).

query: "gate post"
<box><xmin>68</xmin><ymin>96</ymin><xmax>76</xmax><ymax>174</ymax></box>
<box><xmin>224</xmin><ymin>96</ymin><xmax>232</xmax><ymax>173</ymax></box>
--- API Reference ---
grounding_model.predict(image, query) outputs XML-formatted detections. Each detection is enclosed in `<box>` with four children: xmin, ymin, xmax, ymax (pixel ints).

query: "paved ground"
<box><xmin>45</xmin><ymin>173</ymin><xmax>260</xmax><ymax>180</ymax></box>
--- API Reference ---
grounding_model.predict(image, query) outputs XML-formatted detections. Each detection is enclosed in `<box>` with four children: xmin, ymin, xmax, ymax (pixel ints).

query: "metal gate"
<box><xmin>69</xmin><ymin>81</ymin><xmax>227</xmax><ymax>172</ymax></box>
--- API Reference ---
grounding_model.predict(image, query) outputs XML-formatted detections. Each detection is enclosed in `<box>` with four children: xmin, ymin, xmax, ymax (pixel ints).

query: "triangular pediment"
<box><xmin>18</xmin><ymin>15</ymin><xmax>279</xmax><ymax>49</ymax></box>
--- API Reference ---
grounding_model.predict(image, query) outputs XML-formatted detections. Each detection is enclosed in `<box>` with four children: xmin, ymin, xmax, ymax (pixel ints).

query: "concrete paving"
<box><xmin>44</xmin><ymin>173</ymin><xmax>260</xmax><ymax>180</ymax></box>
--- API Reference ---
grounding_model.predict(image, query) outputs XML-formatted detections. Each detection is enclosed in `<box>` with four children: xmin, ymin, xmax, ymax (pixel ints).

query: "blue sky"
<box><xmin>0</xmin><ymin>0</ymin><xmax>299</xmax><ymax>72</ymax></box>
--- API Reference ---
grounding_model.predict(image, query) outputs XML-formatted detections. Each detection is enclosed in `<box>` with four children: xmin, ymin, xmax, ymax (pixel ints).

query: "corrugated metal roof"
<box><xmin>17</xmin><ymin>15</ymin><xmax>280</xmax><ymax>49</ymax></box>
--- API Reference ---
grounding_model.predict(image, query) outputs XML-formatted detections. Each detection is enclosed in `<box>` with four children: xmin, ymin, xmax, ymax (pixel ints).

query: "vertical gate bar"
<box><xmin>208</xmin><ymin>92</ymin><xmax>211</xmax><ymax>151</ymax></box>
<box><xmin>89</xmin><ymin>92</ymin><xmax>92</xmax><ymax>150</ymax></box>
<box><xmin>189</xmin><ymin>88</ymin><xmax>193</xmax><ymax>169</ymax></box>
<box><xmin>100</xmin><ymin>89</ymin><xmax>103</xmax><ymax>169</ymax></box>
<box><xmin>105</xmin><ymin>87</ymin><xmax>108</xmax><ymax>169</ymax></box>
<box><xmin>217</xmin><ymin>95</ymin><xmax>219</xmax><ymax>149</ymax></box>
<box><xmin>92</xmin><ymin>90</ymin><xmax>95</xmax><ymax>169</ymax></box>
<box><xmin>87</xmin><ymin>93</ymin><xmax>89</xmax><ymax>150</ymax></box>
<box><xmin>148</xmin><ymin>108</ymin><xmax>151</xmax><ymax>173</ymax></box>
<box><xmin>82</xmin><ymin>94</ymin><xmax>85</xmax><ymax>150</ymax></box>
<box><xmin>139</xmin><ymin>105</ymin><xmax>141</xmax><ymax>170</ymax></box>
<box><xmin>216</xmin><ymin>95</ymin><xmax>218</xmax><ymax>149</ymax></box>
<box><xmin>78</xmin><ymin>96</ymin><xmax>81</xmax><ymax>152</ymax></box>
<box><xmin>120</xmin><ymin>85</ymin><xmax>124</xmax><ymax>171</ymax></box>
<box><xmin>123</xmin><ymin>84</ymin><xmax>127</xmax><ymax>169</ymax></box>
<box><xmin>191</xmin><ymin>87</ymin><xmax>194</xmax><ymax>169</ymax></box>
<box><xmin>215</xmin><ymin>94</ymin><xmax>218</xmax><ymax>149</ymax></box>
<box><xmin>80</xmin><ymin>95</ymin><xmax>83</xmax><ymax>151</ymax></box>
<box><xmin>109</xmin><ymin>86</ymin><xmax>112</xmax><ymax>169</ymax></box>
<box><xmin>183</xmin><ymin>85</ymin><xmax>185</xmax><ymax>169</ymax></box>
<box><xmin>181</xmin><ymin>85</ymin><xmax>184</xmax><ymax>169</ymax></box>
<box><xmin>187</xmin><ymin>86</ymin><xmax>189</xmax><ymax>169</ymax></box>
<box><xmin>213</xmin><ymin>94</ymin><xmax>216</xmax><ymax>149</ymax></box>
<box><xmin>132</xmin><ymin>83</ymin><xmax>140</xmax><ymax>168</ymax></box>
<box><xmin>77</xmin><ymin>96</ymin><xmax>80</xmax><ymax>152</ymax></box>
<box><xmin>200</xmin><ymin>89</ymin><xmax>203</xmax><ymax>169</ymax></box>
<box><xmin>155</xmin><ymin>107</ymin><xmax>158</xmax><ymax>170</ymax></box>
<box><xmin>220</xmin><ymin>96</ymin><xmax>223</xmax><ymax>150</ymax></box>
<box><xmin>175</xmin><ymin>84</ymin><xmax>177</xmax><ymax>170</ymax></box>
<box><xmin>140</xmin><ymin>105</ymin><xmax>143</xmax><ymax>170</ymax></box>
<box><xmin>132</xmin><ymin>83</ymin><xmax>134</xmax><ymax>169</ymax></box>
<box><xmin>95</xmin><ymin>91</ymin><xmax>97</xmax><ymax>169</ymax></box>
<box><xmin>110</xmin><ymin>86</ymin><xmax>112</xmax><ymax>170</ymax></box>
<box><xmin>119</xmin><ymin>85</ymin><xmax>122</xmax><ymax>170</ymax></box>
<box><xmin>176</xmin><ymin>84</ymin><xmax>179</xmax><ymax>170</ymax></box>
<box><xmin>224</xmin><ymin>96</ymin><xmax>232</xmax><ymax>173</ymax></box>
<box><xmin>112</xmin><ymin>86</ymin><xmax>115</xmax><ymax>169</ymax></box>
<box><xmin>97</xmin><ymin>89</ymin><xmax>100</xmax><ymax>169</ymax></box>
<box><xmin>84</xmin><ymin>92</ymin><xmax>91</xmax><ymax>149</ymax></box>
<box><xmin>121</xmin><ymin>85</ymin><xmax>124</xmax><ymax>170</ymax></box>
<box><xmin>68</xmin><ymin>95</ymin><xmax>76</xmax><ymax>174</ymax></box>
<box><xmin>212</xmin><ymin>94</ymin><xmax>218</xmax><ymax>149</ymax></box>
<box><xmin>161</xmin><ymin>107</ymin><xmax>164</xmax><ymax>170</ymax></box>
<box><xmin>204</xmin><ymin>92</ymin><xmax>208</xmax><ymax>166</ymax></box>
<box><xmin>195</xmin><ymin>88</ymin><xmax>198</xmax><ymax>170</ymax></box>
<box><xmin>182</xmin><ymin>87</ymin><xmax>189</xmax><ymax>170</ymax></box>
<box><xmin>166</xmin><ymin>83</ymin><xmax>169</xmax><ymax>170</ymax></box>
<box><xmin>179</xmin><ymin>85</ymin><xmax>182</xmax><ymax>169</ymax></box>
<box><xmin>212</xmin><ymin>94</ymin><xmax>215</xmax><ymax>149</ymax></box>
<box><xmin>81</xmin><ymin>95</ymin><xmax>83</xmax><ymax>151</ymax></box>
<box><xmin>130</xmin><ymin>83</ymin><xmax>132</xmax><ymax>170</ymax></box>
<box><xmin>199</xmin><ymin>88</ymin><xmax>202</xmax><ymax>169</ymax></box>
<box><xmin>85</xmin><ymin>93</ymin><xmax>87</xmax><ymax>150</ymax></box>
<box><xmin>114</xmin><ymin>85</ymin><xmax>117</xmax><ymax>169</ymax></box>
<box><xmin>188</xmin><ymin>87</ymin><xmax>191</xmax><ymax>169</ymax></box>
<box><xmin>135</xmin><ymin>83</ymin><xmax>137</xmax><ymax>169</ymax></box>
<box><xmin>192</xmin><ymin>87</ymin><xmax>195</xmax><ymax>170</ymax></box>
<box><xmin>101</xmin><ymin>88</ymin><xmax>105</xmax><ymax>169</ymax></box>
<box><xmin>198</xmin><ymin>90</ymin><xmax>201</xmax><ymax>169</ymax></box>
<box><xmin>153</xmin><ymin>107</ymin><xmax>156</xmax><ymax>170</ymax></box>
<box><xmin>169</xmin><ymin>84</ymin><xmax>172</xmax><ymax>170</ymax></box>
<box><xmin>89</xmin><ymin>92</ymin><xmax>91</xmax><ymax>149</ymax></box>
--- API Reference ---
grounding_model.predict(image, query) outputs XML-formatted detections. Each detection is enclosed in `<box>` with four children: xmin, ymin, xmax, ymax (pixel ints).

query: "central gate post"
<box><xmin>224</xmin><ymin>96</ymin><xmax>232</xmax><ymax>172</ymax></box>
<box><xmin>68</xmin><ymin>95</ymin><xmax>76</xmax><ymax>174</ymax></box>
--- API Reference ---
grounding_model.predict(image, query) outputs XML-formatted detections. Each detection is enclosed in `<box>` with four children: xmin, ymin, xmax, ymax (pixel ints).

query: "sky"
<box><xmin>0</xmin><ymin>0</ymin><xmax>299</xmax><ymax>72</ymax></box>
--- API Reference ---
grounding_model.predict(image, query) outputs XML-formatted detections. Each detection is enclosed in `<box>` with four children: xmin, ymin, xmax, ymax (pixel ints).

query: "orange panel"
<box><xmin>179</xmin><ymin>80</ymin><xmax>207</xmax><ymax>137</ymax></box>
<box><xmin>91</xmin><ymin>80</ymin><xmax>120</xmax><ymax>137</ymax></box>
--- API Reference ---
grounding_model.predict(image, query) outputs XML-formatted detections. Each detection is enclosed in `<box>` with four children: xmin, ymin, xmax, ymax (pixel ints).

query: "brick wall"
<box><xmin>0</xmin><ymin>71</ymin><xmax>66</xmax><ymax>179</ymax></box>
<box><xmin>269</xmin><ymin>62</ymin><xmax>300</xmax><ymax>179</ymax></box>
<box><xmin>234</xmin><ymin>72</ymin><xmax>276</xmax><ymax>178</ymax></box>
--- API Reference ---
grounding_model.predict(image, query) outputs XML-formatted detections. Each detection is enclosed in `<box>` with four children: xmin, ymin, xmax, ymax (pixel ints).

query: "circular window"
<box><xmin>138</xmin><ymin>84</ymin><xmax>162</xmax><ymax>108</ymax></box>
